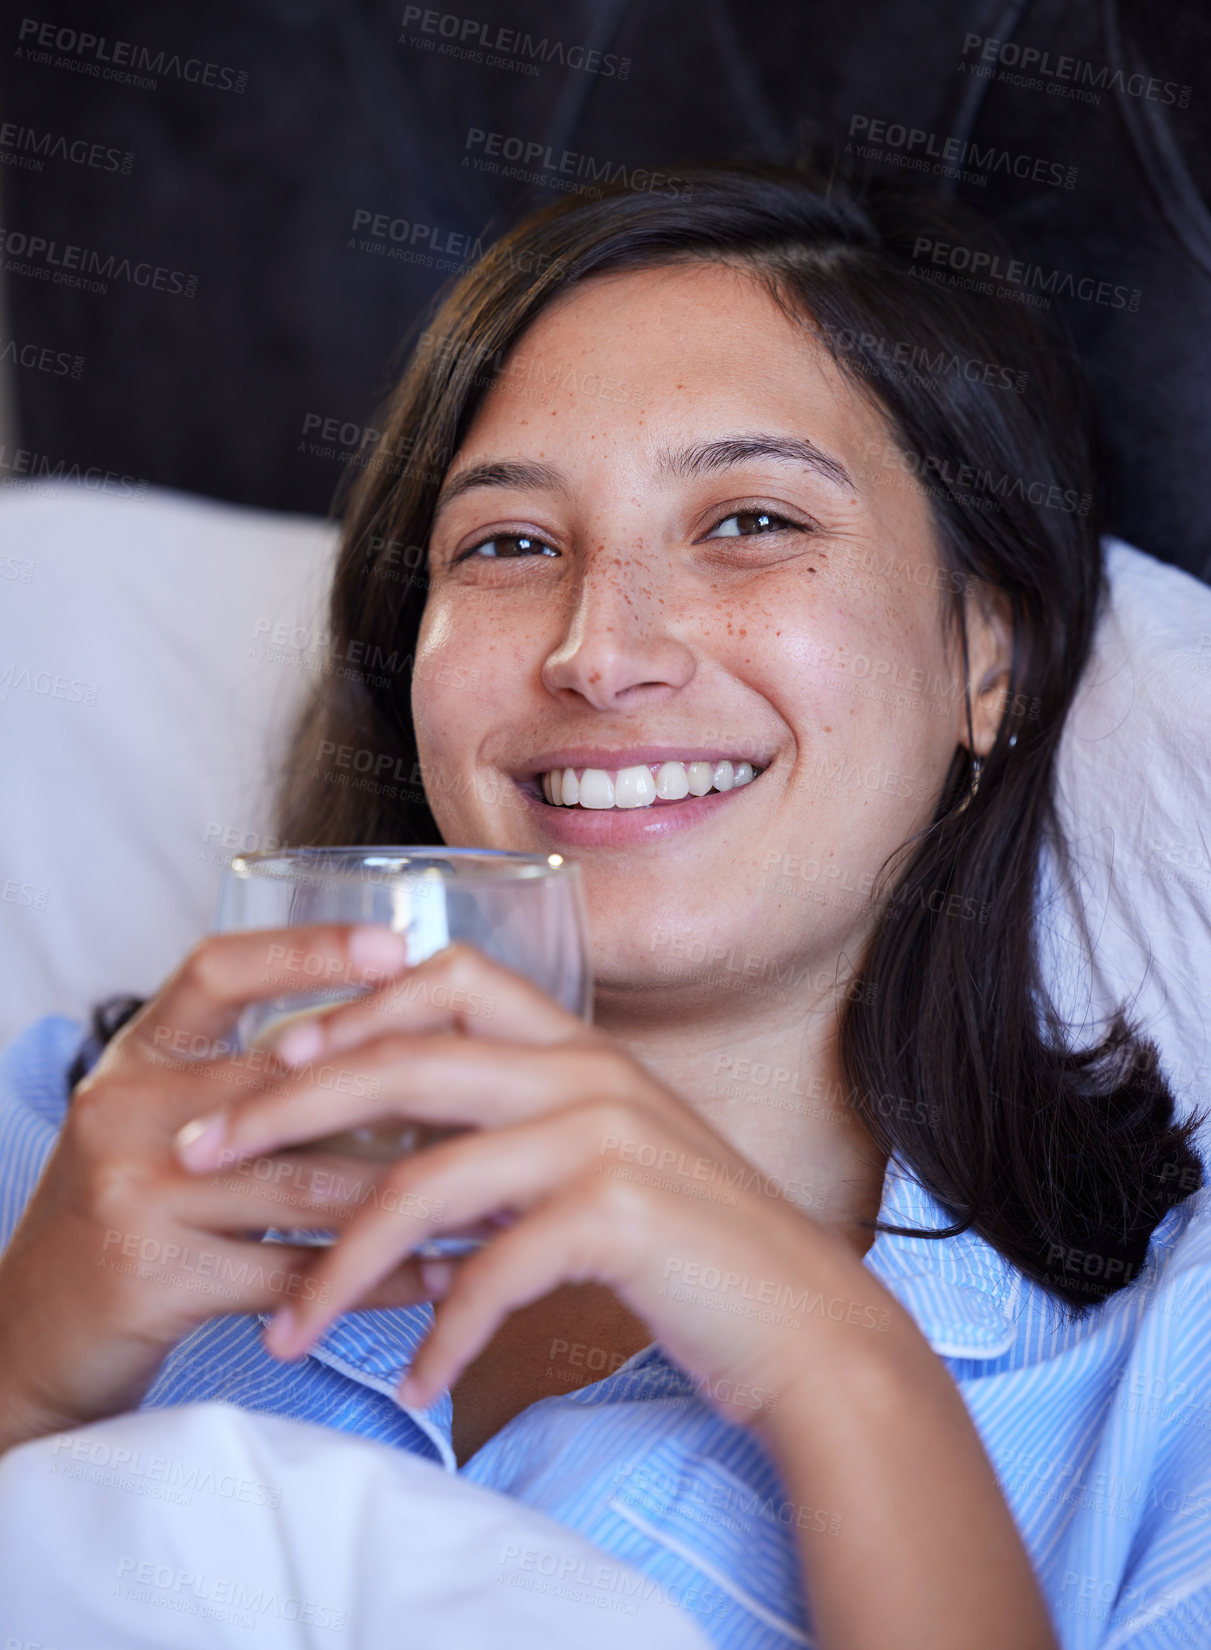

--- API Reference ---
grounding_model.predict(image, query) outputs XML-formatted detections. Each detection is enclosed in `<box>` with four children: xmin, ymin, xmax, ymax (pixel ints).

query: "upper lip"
<box><xmin>516</xmin><ymin>747</ymin><xmax>772</xmax><ymax>780</ymax></box>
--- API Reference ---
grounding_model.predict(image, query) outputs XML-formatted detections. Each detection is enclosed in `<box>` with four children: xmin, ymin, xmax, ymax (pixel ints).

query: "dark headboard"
<box><xmin>4</xmin><ymin>0</ymin><xmax>1208</xmax><ymax>576</ymax></box>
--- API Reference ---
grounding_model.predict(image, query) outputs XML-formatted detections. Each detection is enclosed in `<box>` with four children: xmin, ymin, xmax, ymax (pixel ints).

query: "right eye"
<box><xmin>454</xmin><ymin>533</ymin><xmax>560</xmax><ymax>563</ymax></box>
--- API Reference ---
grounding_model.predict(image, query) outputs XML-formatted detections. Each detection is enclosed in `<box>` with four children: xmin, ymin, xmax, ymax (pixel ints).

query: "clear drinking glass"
<box><xmin>212</xmin><ymin>846</ymin><xmax>592</xmax><ymax>1256</ymax></box>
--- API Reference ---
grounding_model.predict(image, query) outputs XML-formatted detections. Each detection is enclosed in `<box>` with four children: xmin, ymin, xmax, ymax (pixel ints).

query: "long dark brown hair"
<box><xmin>79</xmin><ymin>158</ymin><xmax>1203</xmax><ymax>1308</ymax></box>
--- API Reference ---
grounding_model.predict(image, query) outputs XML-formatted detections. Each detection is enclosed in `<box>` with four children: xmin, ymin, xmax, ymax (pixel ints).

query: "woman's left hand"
<box><xmin>173</xmin><ymin>933</ymin><xmax>897</xmax><ymax>1426</ymax></box>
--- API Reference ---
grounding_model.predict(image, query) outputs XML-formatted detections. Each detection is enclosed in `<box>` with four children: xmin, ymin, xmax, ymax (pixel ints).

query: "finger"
<box><xmin>172</xmin><ymin>1151</ymin><xmax>397</xmax><ymax>1232</ymax></box>
<box><xmin>136</xmin><ymin>923</ymin><xmax>412</xmax><ymax>1050</ymax></box>
<box><xmin>262</xmin><ymin>1108</ymin><xmax>620</xmax><ymax>1357</ymax></box>
<box><xmin>238</xmin><ymin>1242</ymin><xmax>439</xmax><ymax>1327</ymax></box>
<box><xmin>345</xmin><ymin>1252</ymin><xmax>463</xmax><ymax>1314</ymax></box>
<box><xmin>73</xmin><ymin>1055</ymin><xmax>283</xmax><ymax>1139</ymax></box>
<box><xmin>173</xmin><ymin>1039</ymin><xmax>648</xmax><ymax>1171</ymax></box>
<box><xmin>398</xmin><ymin>1188</ymin><xmax>628</xmax><ymax>1407</ymax></box>
<box><xmin>267</xmin><ymin>940</ymin><xmax>591</xmax><ymax>1065</ymax></box>
<box><xmin>105</xmin><ymin>1234</ymin><xmax>358</xmax><ymax>1330</ymax></box>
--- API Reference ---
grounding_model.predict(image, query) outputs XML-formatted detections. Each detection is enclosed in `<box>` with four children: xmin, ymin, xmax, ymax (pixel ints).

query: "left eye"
<box><xmin>459</xmin><ymin>533</ymin><xmax>559</xmax><ymax>561</ymax></box>
<box><xmin>705</xmin><ymin>510</ymin><xmax>798</xmax><ymax>538</ymax></box>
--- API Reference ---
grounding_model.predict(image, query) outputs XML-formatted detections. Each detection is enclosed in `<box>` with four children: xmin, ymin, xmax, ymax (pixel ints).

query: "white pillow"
<box><xmin>1</xmin><ymin>483</ymin><xmax>1208</xmax><ymax>1135</ymax></box>
<box><xmin>0</xmin><ymin>1402</ymin><xmax>711</xmax><ymax>1649</ymax></box>
<box><xmin>1043</xmin><ymin>538</ymin><xmax>1211</xmax><ymax>1123</ymax></box>
<box><xmin>0</xmin><ymin>481</ymin><xmax>338</xmax><ymax>1041</ymax></box>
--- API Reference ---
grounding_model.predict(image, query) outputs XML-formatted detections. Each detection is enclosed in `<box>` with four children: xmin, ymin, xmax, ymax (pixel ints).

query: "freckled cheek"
<box><xmin>412</xmin><ymin>609</ymin><xmax>480</xmax><ymax>771</ymax></box>
<box><xmin>412</xmin><ymin>608</ymin><xmax>535</xmax><ymax>765</ymax></box>
<box><xmin>739</xmin><ymin>622</ymin><xmax>852</xmax><ymax>716</ymax></box>
<box><xmin>751</xmin><ymin>612</ymin><xmax>936</xmax><ymax>752</ymax></box>
<box><xmin>411</xmin><ymin>671</ymin><xmax>462</xmax><ymax>769</ymax></box>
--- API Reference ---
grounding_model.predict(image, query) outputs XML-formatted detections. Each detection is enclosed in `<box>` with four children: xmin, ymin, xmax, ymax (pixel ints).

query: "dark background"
<box><xmin>3</xmin><ymin>0</ymin><xmax>1209</xmax><ymax>575</ymax></box>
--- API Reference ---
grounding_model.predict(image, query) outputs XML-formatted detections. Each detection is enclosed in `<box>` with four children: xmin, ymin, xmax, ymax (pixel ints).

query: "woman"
<box><xmin>0</xmin><ymin>160</ymin><xmax>1207</xmax><ymax>1649</ymax></box>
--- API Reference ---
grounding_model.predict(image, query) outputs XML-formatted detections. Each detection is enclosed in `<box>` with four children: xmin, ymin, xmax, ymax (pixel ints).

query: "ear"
<box><xmin>957</xmin><ymin>583</ymin><xmax>1013</xmax><ymax>759</ymax></box>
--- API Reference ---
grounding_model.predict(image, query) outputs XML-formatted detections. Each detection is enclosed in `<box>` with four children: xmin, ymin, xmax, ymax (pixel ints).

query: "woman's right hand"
<box><xmin>0</xmin><ymin>923</ymin><xmax>432</xmax><ymax>1452</ymax></box>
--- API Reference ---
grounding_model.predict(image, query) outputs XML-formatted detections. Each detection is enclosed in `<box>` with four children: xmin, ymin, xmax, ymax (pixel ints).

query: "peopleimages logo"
<box><xmin>400</xmin><ymin>7</ymin><xmax>631</xmax><ymax>79</ymax></box>
<box><xmin>0</xmin><ymin>121</ymin><xmax>134</xmax><ymax>175</ymax></box>
<box><xmin>0</xmin><ymin>227</ymin><xmax>198</xmax><ymax>297</ymax></box>
<box><xmin>960</xmin><ymin>32</ymin><xmax>1191</xmax><ymax>107</ymax></box>
<box><xmin>15</xmin><ymin>17</ymin><xmax>249</xmax><ymax>92</ymax></box>
<box><xmin>0</xmin><ymin>333</ymin><xmax>83</xmax><ymax>376</ymax></box>
<box><xmin>848</xmin><ymin>114</ymin><xmax>1077</xmax><ymax>190</ymax></box>
<box><xmin>463</xmin><ymin>128</ymin><xmax>694</xmax><ymax>200</ymax></box>
<box><xmin>910</xmin><ymin>235</ymin><xmax>1141</xmax><ymax>313</ymax></box>
<box><xmin>862</xmin><ymin>436</ymin><xmax>1092</xmax><ymax>516</ymax></box>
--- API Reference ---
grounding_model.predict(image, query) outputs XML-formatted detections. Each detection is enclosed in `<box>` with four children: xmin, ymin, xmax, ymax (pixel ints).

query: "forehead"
<box><xmin>458</xmin><ymin>260</ymin><xmax>881</xmax><ymax>464</ymax></box>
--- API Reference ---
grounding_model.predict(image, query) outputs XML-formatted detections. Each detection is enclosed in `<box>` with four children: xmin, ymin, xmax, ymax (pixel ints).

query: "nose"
<box><xmin>539</xmin><ymin>545</ymin><xmax>697</xmax><ymax>711</ymax></box>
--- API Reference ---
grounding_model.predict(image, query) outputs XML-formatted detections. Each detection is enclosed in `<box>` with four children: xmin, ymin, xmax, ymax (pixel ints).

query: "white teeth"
<box><xmin>614</xmin><ymin>765</ymin><xmax>657</xmax><ymax>809</ymax></box>
<box><xmin>655</xmin><ymin>761</ymin><xmax>690</xmax><ymax>801</ymax></box>
<box><xmin>539</xmin><ymin>758</ymin><xmax>763</xmax><ymax>809</ymax></box>
<box><xmin>576</xmin><ymin>768</ymin><xmax>616</xmax><ymax>809</ymax></box>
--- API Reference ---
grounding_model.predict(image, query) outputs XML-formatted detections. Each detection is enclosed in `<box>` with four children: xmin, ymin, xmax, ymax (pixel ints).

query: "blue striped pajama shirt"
<box><xmin>2</xmin><ymin>1012</ymin><xmax>1210</xmax><ymax>1648</ymax></box>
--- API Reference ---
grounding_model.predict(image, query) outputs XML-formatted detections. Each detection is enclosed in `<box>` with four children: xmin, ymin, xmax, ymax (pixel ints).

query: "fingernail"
<box><xmin>275</xmin><ymin>1021</ymin><xmax>323</xmax><ymax>1065</ymax></box>
<box><xmin>267</xmin><ymin>1306</ymin><xmax>296</xmax><ymax>1356</ymax></box>
<box><xmin>398</xmin><ymin>1369</ymin><xmax>432</xmax><ymax>1407</ymax></box>
<box><xmin>349</xmin><ymin>924</ymin><xmax>410</xmax><ymax>975</ymax></box>
<box><xmin>420</xmin><ymin>1258</ymin><xmax>455</xmax><ymax>1299</ymax></box>
<box><xmin>174</xmin><ymin>1112</ymin><xmax>227</xmax><ymax>1169</ymax></box>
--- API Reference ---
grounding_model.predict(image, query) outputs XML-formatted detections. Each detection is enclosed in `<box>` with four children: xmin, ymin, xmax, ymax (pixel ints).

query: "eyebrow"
<box><xmin>433</xmin><ymin>432</ymin><xmax>855</xmax><ymax>514</ymax></box>
<box><xmin>654</xmin><ymin>434</ymin><xmax>855</xmax><ymax>493</ymax></box>
<box><xmin>434</xmin><ymin>460</ymin><xmax>568</xmax><ymax>513</ymax></box>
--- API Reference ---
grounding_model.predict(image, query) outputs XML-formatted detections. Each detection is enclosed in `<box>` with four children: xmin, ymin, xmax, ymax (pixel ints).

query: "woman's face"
<box><xmin>414</xmin><ymin>262</ymin><xmax>1008</xmax><ymax>1017</ymax></box>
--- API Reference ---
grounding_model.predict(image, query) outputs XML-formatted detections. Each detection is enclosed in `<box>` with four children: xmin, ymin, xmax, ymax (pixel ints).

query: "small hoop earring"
<box><xmin>956</xmin><ymin>753</ymin><xmax>983</xmax><ymax>814</ymax></box>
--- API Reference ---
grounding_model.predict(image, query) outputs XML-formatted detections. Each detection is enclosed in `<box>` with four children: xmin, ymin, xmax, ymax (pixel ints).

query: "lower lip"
<box><xmin>516</xmin><ymin>774</ymin><xmax>762</xmax><ymax>845</ymax></box>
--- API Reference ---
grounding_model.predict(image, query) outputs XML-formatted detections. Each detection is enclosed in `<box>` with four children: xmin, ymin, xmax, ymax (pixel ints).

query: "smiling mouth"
<box><xmin>535</xmin><ymin>758</ymin><xmax>763</xmax><ymax>810</ymax></box>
